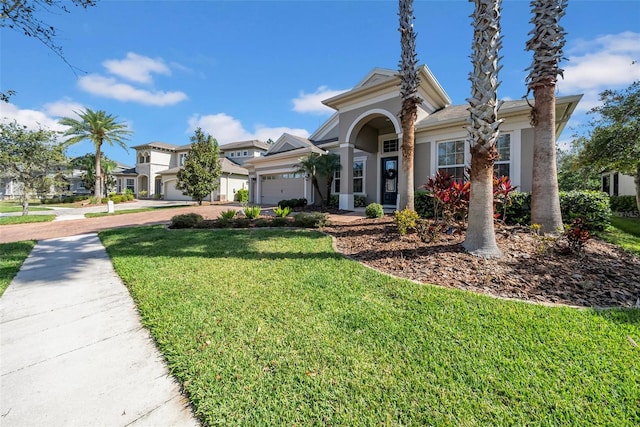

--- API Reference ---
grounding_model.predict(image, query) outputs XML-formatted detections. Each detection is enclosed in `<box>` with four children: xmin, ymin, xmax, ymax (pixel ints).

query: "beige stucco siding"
<box><xmin>338</xmin><ymin>96</ymin><xmax>401</xmax><ymax>144</ymax></box>
<box><xmin>414</xmin><ymin>141</ymin><xmax>431</xmax><ymax>190</ymax></box>
<box><xmin>217</xmin><ymin>174</ymin><xmax>248</xmax><ymax>201</ymax></box>
<box><xmin>520</xmin><ymin>128</ymin><xmax>534</xmax><ymax>193</ymax></box>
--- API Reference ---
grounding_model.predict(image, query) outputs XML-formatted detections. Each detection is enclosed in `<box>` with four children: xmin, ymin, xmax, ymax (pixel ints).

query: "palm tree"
<box><xmin>296</xmin><ymin>152</ymin><xmax>341</xmax><ymax>206</ymax></box>
<box><xmin>462</xmin><ymin>0</ymin><xmax>503</xmax><ymax>258</ymax></box>
<box><xmin>526</xmin><ymin>0</ymin><xmax>568</xmax><ymax>234</ymax></box>
<box><xmin>398</xmin><ymin>0</ymin><xmax>420</xmax><ymax>211</ymax></box>
<box><xmin>71</xmin><ymin>153</ymin><xmax>117</xmax><ymax>194</ymax></box>
<box><xmin>59</xmin><ymin>109</ymin><xmax>131</xmax><ymax>202</ymax></box>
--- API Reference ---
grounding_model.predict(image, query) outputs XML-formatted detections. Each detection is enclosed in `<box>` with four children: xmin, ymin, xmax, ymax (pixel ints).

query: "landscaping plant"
<box><xmin>365</xmin><ymin>203</ymin><xmax>384</xmax><ymax>219</ymax></box>
<box><xmin>273</xmin><ymin>205</ymin><xmax>291</xmax><ymax>218</ymax></box>
<box><xmin>243</xmin><ymin>205</ymin><xmax>261</xmax><ymax>219</ymax></box>
<box><xmin>393</xmin><ymin>208</ymin><xmax>420</xmax><ymax>235</ymax></box>
<box><xmin>219</xmin><ymin>209</ymin><xmax>237</xmax><ymax>220</ymax></box>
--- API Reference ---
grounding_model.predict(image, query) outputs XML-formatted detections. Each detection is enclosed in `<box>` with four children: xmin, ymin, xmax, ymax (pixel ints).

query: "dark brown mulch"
<box><xmin>323</xmin><ymin>216</ymin><xmax>640</xmax><ymax>309</ymax></box>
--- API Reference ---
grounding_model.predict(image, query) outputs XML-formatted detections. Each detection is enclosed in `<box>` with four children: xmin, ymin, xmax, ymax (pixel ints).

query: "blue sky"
<box><xmin>1</xmin><ymin>0</ymin><xmax>639</xmax><ymax>166</ymax></box>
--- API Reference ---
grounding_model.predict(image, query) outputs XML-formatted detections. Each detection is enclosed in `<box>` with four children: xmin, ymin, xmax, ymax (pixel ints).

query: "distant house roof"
<box><xmin>113</xmin><ymin>162</ymin><xmax>137</xmax><ymax>176</ymax></box>
<box><xmin>130</xmin><ymin>141</ymin><xmax>178</xmax><ymax>151</ymax></box>
<box><xmin>219</xmin><ymin>139</ymin><xmax>270</xmax><ymax>151</ymax></box>
<box><xmin>156</xmin><ymin>158</ymin><xmax>248</xmax><ymax>176</ymax></box>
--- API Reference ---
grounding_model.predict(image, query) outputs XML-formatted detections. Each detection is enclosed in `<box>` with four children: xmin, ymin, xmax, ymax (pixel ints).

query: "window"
<box><xmin>236</xmin><ymin>151</ymin><xmax>242</xmax><ymax>157</ymax></box>
<box><xmin>78</xmin><ymin>181</ymin><xmax>85</xmax><ymax>189</ymax></box>
<box><xmin>117</xmin><ymin>179</ymin><xmax>122</xmax><ymax>193</ymax></box>
<box><xmin>437</xmin><ymin>134</ymin><xmax>512</xmax><ymax>181</ymax></box>
<box><xmin>145</xmin><ymin>155</ymin><xmax>150</xmax><ymax>163</ymax></box>
<box><xmin>229</xmin><ymin>152</ymin><xmax>235</xmax><ymax>157</ymax></box>
<box><xmin>333</xmin><ymin>169</ymin><xmax>341</xmax><ymax>193</ymax></box>
<box><xmin>179</xmin><ymin>153</ymin><xmax>187</xmax><ymax>166</ymax></box>
<box><xmin>494</xmin><ymin>134</ymin><xmax>510</xmax><ymax>177</ymax></box>
<box><xmin>353</xmin><ymin>160</ymin><xmax>364</xmax><ymax>193</ymax></box>
<box><xmin>242</xmin><ymin>150</ymin><xmax>249</xmax><ymax>157</ymax></box>
<box><xmin>437</xmin><ymin>140</ymin><xmax>466</xmax><ymax>181</ymax></box>
<box><xmin>138</xmin><ymin>155</ymin><xmax>144</xmax><ymax>164</ymax></box>
<box><xmin>126</xmin><ymin>178</ymin><xmax>135</xmax><ymax>192</ymax></box>
<box><xmin>383</xmin><ymin>139</ymin><xmax>399</xmax><ymax>153</ymax></box>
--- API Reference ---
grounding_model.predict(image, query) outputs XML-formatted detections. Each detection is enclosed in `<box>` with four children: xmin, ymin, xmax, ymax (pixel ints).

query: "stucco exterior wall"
<box><xmin>520</xmin><ymin>128</ymin><xmax>534</xmax><ymax>194</ymax></box>
<box><xmin>414</xmin><ymin>141</ymin><xmax>432</xmax><ymax>191</ymax></box>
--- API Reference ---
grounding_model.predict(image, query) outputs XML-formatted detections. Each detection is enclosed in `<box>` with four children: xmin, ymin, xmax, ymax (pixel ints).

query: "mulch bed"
<box><xmin>323</xmin><ymin>216</ymin><xmax>640</xmax><ymax>309</ymax></box>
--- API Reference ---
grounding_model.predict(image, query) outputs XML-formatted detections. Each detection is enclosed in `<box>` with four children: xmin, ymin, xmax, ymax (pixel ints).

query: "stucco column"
<box><xmin>339</xmin><ymin>142</ymin><xmax>354</xmax><ymax>210</ymax></box>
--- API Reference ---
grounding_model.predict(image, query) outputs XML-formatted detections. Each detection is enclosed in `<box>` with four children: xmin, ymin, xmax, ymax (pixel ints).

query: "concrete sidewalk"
<box><xmin>0</xmin><ymin>234</ymin><xmax>199</xmax><ymax>426</ymax></box>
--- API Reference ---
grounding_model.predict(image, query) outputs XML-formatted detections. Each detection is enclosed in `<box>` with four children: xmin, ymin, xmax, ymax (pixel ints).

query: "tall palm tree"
<box><xmin>462</xmin><ymin>0</ymin><xmax>503</xmax><ymax>258</ymax></box>
<box><xmin>59</xmin><ymin>109</ymin><xmax>131</xmax><ymax>202</ymax></box>
<box><xmin>398</xmin><ymin>0</ymin><xmax>420</xmax><ymax>211</ymax></box>
<box><xmin>526</xmin><ymin>0</ymin><xmax>568</xmax><ymax>234</ymax></box>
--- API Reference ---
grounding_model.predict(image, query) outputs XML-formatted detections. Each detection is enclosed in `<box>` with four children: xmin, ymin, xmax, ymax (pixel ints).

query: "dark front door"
<box><xmin>381</xmin><ymin>157</ymin><xmax>398</xmax><ymax>206</ymax></box>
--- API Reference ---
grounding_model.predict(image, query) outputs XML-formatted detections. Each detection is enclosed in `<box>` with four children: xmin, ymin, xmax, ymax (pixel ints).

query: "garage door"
<box><xmin>260</xmin><ymin>174</ymin><xmax>305</xmax><ymax>205</ymax></box>
<box><xmin>164</xmin><ymin>179</ymin><xmax>194</xmax><ymax>201</ymax></box>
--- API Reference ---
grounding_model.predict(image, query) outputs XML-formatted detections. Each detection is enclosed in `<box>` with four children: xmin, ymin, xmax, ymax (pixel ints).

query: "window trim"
<box><xmin>435</xmin><ymin>134</ymin><xmax>512</xmax><ymax>180</ymax></box>
<box><xmin>353</xmin><ymin>157</ymin><xmax>366</xmax><ymax>195</ymax></box>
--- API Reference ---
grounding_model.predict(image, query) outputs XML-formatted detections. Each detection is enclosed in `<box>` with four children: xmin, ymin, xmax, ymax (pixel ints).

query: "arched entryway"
<box><xmin>138</xmin><ymin>175</ymin><xmax>149</xmax><ymax>197</ymax></box>
<box><xmin>339</xmin><ymin>109</ymin><xmax>401</xmax><ymax>210</ymax></box>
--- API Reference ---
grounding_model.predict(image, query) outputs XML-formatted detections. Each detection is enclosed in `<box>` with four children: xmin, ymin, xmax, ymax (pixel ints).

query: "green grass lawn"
<box><xmin>100</xmin><ymin>226</ymin><xmax>640</xmax><ymax>426</ymax></box>
<box><xmin>600</xmin><ymin>216</ymin><xmax>640</xmax><ymax>255</ymax></box>
<box><xmin>0</xmin><ymin>215</ymin><xmax>56</xmax><ymax>225</ymax></box>
<box><xmin>0</xmin><ymin>202</ymin><xmax>52</xmax><ymax>213</ymax></box>
<box><xmin>0</xmin><ymin>241</ymin><xmax>36</xmax><ymax>296</ymax></box>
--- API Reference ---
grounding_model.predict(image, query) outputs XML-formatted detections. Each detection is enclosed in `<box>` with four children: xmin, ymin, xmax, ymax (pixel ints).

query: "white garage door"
<box><xmin>260</xmin><ymin>174</ymin><xmax>305</xmax><ymax>206</ymax></box>
<box><xmin>164</xmin><ymin>180</ymin><xmax>193</xmax><ymax>201</ymax></box>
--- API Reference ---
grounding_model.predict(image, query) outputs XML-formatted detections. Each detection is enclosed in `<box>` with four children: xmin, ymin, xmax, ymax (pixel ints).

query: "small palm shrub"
<box><xmin>273</xmin><ymin>205</ymin><xmax>291</xmax><ymax>218</ymax></box>
<box><xmin>170</xmin><ymin>213</ymin><xmax>203</xmax><ymax>229</ymax></box>
<box><xmin>365</xmin><ymin>203</ymin><xmax>384</xmax><ymax>218</ymax></box>
<box><xmin>219</xmin><ymin>209</ymin><xmax>237</xmax><ymax>220</ymax></box>
<box><xmin>394</xmin><ymin>209</ymin><xmax>420</xmax><ymax>235</ymax></box>
<box><xmin>243</xmin><ymin>205</ymin><xmax>261</xmax><ymax>219</ymax></box>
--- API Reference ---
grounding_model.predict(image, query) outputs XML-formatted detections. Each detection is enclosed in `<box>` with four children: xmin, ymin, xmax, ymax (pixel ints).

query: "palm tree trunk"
<box><xmin>464</xmin><ymin>147</ymin><xmax>501</xmax><ymax>257</ymax></box>
<box><xmin>398</xmin><ymin>0</ymin><xmax>419</xmax><ymax>211</ymax></box>
<box><xmin>95</xmin><ymin>145</ymin><xmax>102</xmax><ymax>202</ymax></box>
<box><xmin>531</xmin><ymin>84</ymin><xmax>563</xmax><ymax>233</ymax></box>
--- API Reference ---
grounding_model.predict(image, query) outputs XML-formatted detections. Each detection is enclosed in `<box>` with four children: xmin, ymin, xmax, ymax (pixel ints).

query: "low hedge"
<box><xmin>278</xmin><ymin>198</ymin><xmax>307</xmax><ymax>209</ymax></box>
<box><xmin>503</xmin><ymin>190</ymin><xmax>611</xmax><ymax>230</ymax></box>
<box><xmin>610</xmin><ymin>195</ymin><xmax>638</xmax><ymax>215</ymax></box>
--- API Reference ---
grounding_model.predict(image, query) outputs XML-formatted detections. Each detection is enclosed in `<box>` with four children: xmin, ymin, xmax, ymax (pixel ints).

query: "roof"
<box><xmin>156</xmin><ymin>158</ymin><xmax>248</xmax><ymax>176</ymax></box>
<box><xmin>113</xmin><ymin>162</ymin><xmax>137</xmax><ymax>175</ymax></box>
<box><xmin>416</xmin><ymin>94</ymin><xmax>583</xmax><ymax>136</ymax></box>
<box><xmin>219</xmin><ymin>139</ymin><xmax>270</xmax><ymax>151</ymax></box>
<box><xmin>130</xmin><ymin>141</ymin><xmax>178</xmax><ymax>150</ymax></box>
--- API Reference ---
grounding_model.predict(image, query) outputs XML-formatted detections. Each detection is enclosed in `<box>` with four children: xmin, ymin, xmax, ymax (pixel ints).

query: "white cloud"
<box><xmin>188</xmin><ymin>113</ymin><xmax>309</xmax><ymax>144</ymax></box>
<box><xmin>559</xmin><ymin>31</ymin><xmax>640</xmax><ymax>112</ymax></box>
<box><xmin>0</xmin><ymin>102</ymin><xmax>66</xmax><ymax>132</ymax></box>
<box><xmin>78</xmin><ymin>74</ymin><xmax>188</xmax><ymax>106</ymax></box>
<box><xmin>292</xmin><ymin>86</ymin><xmax>347</xmax><ymax>114</ymax></box>
<box><xmin>43</xmin><ymin>98</ymin><xmax>86</xmax><ymax>117</ymax></box>
<box><xmin>103</xmin><ymin>52</ymin><xmax>171</xmax><ymax>84</ymax></box>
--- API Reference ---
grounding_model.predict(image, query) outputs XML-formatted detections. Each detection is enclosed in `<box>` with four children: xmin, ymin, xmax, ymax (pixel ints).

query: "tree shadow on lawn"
<box><xmin>101</xmin><ymin>226</ymin><xmax>344</xmax><ymax>263</ymax></box>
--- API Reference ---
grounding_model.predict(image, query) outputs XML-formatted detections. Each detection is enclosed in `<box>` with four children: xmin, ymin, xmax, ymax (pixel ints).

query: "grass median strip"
<box><xmin>0</xmin><ymin>215</ymin><xmax>56</xmax><ymax>225</ymax></box>
<box><xmin>0</xmin><ymin>241</ymin><xmax>36</xmax><ymax>296</ymax></box>
<box><xmin>85</xmin><ymin>205</ymin><xmax>189</xmax><ymax>218</ymax></box>
<box><xmin>100</xmin><ymin>226</ymin><xmax>639</xmax><ymax>426</ymax></box>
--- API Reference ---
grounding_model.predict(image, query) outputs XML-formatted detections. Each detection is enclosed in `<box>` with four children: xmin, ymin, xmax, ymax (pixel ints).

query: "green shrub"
<box><xmin>270</xmin><ymin>217</ymin><xmax>291</xmax><ymax>227</ymax></box>
<box><xmin>415</xmin><ymin>192</ymin><xmax>436</xmax><ymax>218</ymax></box>
<box><xmin>329</xmin><ymin>195</ymin><xmax>339</xmax><ymax>208</ymax></box>
<box><xmin>394</xmin><ymin>209</ymin><xmax>420</xmax><ymax>235</ymax></box>
<box><xmin>278</xmin><ymin>198</ymin><xmax>307</xmax><ymax>209</ymax></box>
<box><xmin>293</xmin><ymin>212</ymin><xmax>329</xmax><ymax>228</ymax></box>
<box><xmin>610</xmin><ymin>195</ymin><xmax>638</xmax><ymax>214</ymax></box>
<box><xmin>170</xmin><ymin>213</ymin><xmax>203</xmax><ymax>229</ymax></box>
<box><xmin>254</xmin><ymin>218</ymin><xmax>271</xmax><ymax>228</ymax></box>
<box><xmin>243</xmin><ymin>205</ymin><xmax>261</xmax><ymax>219</ymax></box>
<box><xmin>559</xmin><ymin>190</ymin><xmax>611</xmax><ymax>231</ymax></box>
<box><xmin>154</xmin><ymin>193</ymin><xmax>163</xmax><ymax>200</ymax></box>
<box><xmin>233</xmin><ymin>218</ymin><xmax>251</xmax><ymax>228</ymax></box>
<box><xmin>273</xmin><ymin>205</ymin><xmax>291</xmax><ymax>218</ymax></box>
<box><xmin>365</xmin><ymin>203</ymin><xmax>384</xmax><ymax>218</ymax></box>
<box><xmin>219</xmin><ymin>209</ymin><xmax>237</xmax><ymax>220</ymax></box>
<box><xmin>193</xmin><ymin>220</ymin><xmax>216</xmax><ymax>229</ymax></box>
<box><xmin>503</xmin><ymin>192</ymin><xmax>532</xmax><ymax>225</ymax></box>
<box><xmin>354</xmin><ymin>195</ymin><xmax>367</xmax><ymax>208</ymax></box>
<box><xmin>235</xmin><ymin>188</ymin><xmax>249</xmax><ymax>204</ymax></box>
<box><xmin>138</xmin><ymin>190</ymin><xmax>147</xmax><ymax>198</ymax></box>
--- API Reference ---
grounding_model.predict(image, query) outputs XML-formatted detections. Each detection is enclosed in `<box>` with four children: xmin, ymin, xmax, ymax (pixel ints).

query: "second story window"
<box><xmin>179</xmin><ymin>153</ymin><xmax>187</xmax><ymax>166</ymax></box>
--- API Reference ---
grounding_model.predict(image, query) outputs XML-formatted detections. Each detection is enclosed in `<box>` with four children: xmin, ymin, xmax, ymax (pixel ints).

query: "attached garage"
<box><xmin>259</xmin><ymin>173</ymin><xmax>306</xmax><ymax>206</ymax></box>
<box><xmin>163</xmin><ymin>178</ymin><xmax>194</xmax><ymax>201</ymax></box>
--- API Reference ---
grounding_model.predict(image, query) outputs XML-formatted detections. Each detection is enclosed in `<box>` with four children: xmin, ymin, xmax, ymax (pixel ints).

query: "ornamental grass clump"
<box><xmin>243</xmin><ymin>205</ymin><xmax>261</xmax><ymax>219</ymax></box>
<box><xmin>273</xmin><ymin>205</ymin><xmax>291</xmax><ymax>218</ymax></box>
<box><xmin>219</xmin><ymin>209</ymin><xmax>237</xmax><ymax>220</ymax></box>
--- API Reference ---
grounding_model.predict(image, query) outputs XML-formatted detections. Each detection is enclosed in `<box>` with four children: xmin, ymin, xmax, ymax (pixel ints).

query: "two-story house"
<box><xmin>121</xmin><ymin>139</ymin><xmax>269</xmax><ymax>201</ymax></box>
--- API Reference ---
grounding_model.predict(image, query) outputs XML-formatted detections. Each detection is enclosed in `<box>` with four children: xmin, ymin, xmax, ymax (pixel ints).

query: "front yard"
<box><xmin>100</xmin><ymin>226</ymin><xmax>639</xmax><ymax>426</ymax></box>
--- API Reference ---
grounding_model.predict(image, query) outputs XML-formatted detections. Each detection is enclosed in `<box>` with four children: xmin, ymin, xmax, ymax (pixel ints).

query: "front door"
<box><xmin>381</xmin><ymin>157</ymin><xmax>398</xmax><ymax>206</ymax></box>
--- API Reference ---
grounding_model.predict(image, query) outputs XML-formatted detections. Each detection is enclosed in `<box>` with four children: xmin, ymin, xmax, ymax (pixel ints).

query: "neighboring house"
<box><xmin>0</xmin><ymin>166</ymin><xmax>93</xmax><ymax>200</ymax></box>
<box><xmin>245</xmin><ymin>66</ymin><xmax>582</xmax><ymax>209</ymax></box>
<box><xmin>129</xmin><ymin>139</ymin><xmax>269</xmax><ymax>201</ymax></box>
<box><xmin>600</xmin><ymin>171</ymin><xmax>636</xmax><ymax>197</ymax></box>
